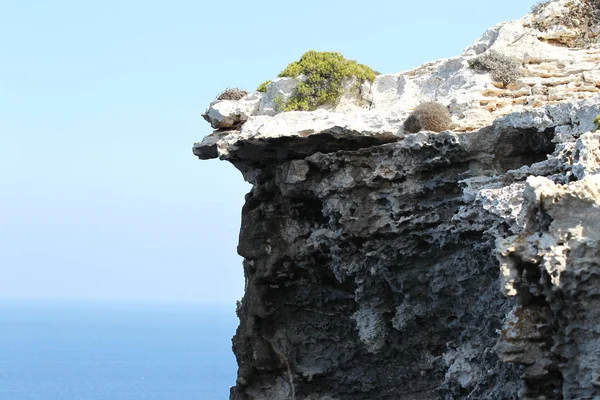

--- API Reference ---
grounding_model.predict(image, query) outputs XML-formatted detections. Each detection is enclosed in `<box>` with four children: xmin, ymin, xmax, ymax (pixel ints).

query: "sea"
<box><xmin>0</xmin><ymin>300</ymin><xmax>238</xmax><ymax>400</ymax></box>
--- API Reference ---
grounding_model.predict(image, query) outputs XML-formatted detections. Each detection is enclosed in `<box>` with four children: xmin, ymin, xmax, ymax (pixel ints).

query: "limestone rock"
<box><xmin>194</xmin><ymin>1</ymin><xmax>600</xmax><ymax>399</ymax></box>
<box><xmin>194</xmin><ymin>109</ymin><xmax>405</xmax><ymax>164</ymax></box>
<box><xmin>257</xmin><ymin>78</ymin><xmax>297</xmax><ymax>116</ymax></box>
<box><xmin>496</xmin><ymin>172</ymin><xmax>600</xmax><ymax>399</ymax></box>
<box><xmin>202</xmin><ymin>92</ymin><xmax>261</xmax><ymax>130</ymax></box>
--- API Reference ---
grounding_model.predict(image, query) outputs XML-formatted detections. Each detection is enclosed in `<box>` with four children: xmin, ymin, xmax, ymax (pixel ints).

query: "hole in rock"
<box><xmin>289</xmin><ymin>196</ymin><xmax>329</xmax><ymax>226</ymax></box>
<box><xmin>494</xmin><ymin>127</ymin><xmax>556</xmax><ymax>172</ymax></box>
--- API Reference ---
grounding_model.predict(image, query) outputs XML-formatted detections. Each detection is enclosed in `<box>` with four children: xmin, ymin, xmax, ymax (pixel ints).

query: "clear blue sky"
<box><xmin>0</xmin><ymin>0</ymin><xmax>534</xmax><ymax>304</ymax></box>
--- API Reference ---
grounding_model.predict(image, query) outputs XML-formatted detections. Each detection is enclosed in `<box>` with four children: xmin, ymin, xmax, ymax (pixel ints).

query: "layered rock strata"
<box><xmin>194</xmin><ymin>1</ymin><xmax>600</xmax><ymax>398</ymax></box>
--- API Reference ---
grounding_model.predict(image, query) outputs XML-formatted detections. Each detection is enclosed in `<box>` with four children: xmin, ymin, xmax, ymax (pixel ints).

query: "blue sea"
<box><xmin>0</xmin><ymin>300</ymin><xmax>238</xmax><ymax>399</ymax></box>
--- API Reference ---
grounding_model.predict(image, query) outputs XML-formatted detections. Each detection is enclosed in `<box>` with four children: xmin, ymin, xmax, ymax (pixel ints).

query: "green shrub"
<box><xmin>216</xmin><ymin>88</ymin><xmax>248</xmax><ymax>101</ymax></box>
<box><xmin>257</xmin><ymin>80</ymin><xmax>272</xmax><ymax>93</ymax></box>
<box><xmin>403</xmin><ymin>102</ymin><xmax>453</xmax><ymax>133</ymax></box>
<box><xmin>276</xmin><ymin>50</ymin><xmax>376</xmax><ymax>111</ymax></box>
<box><xmin>594</xmin><ymin>115</ymin><xmax>600</xmax><ymax>131</ymax></box>
<box><xmin>273</xmin><ymin>94</ymin><xmax>286</xmax><ymax>112</ymax></box>
<box><xmin>468</xmin><ymin>51</ymin><xmax>522</xmax><ymax>87</ymax></box>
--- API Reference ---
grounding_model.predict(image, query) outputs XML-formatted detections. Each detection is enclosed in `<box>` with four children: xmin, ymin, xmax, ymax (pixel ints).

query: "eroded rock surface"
<box><xmin>194</xmin><ymin>1</ymin><xmax>600</xmax><ymax>398</ymax></box>
<box><xmin>496</xmin><ymin>151</ymin><xmax>600</xmax><ymax>399</ymax></box>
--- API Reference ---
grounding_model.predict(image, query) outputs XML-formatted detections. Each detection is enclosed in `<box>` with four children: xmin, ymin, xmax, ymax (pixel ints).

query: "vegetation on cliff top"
<box><xmin>468</xmin><ymin>51</ymin><xmax>522</xmax><ymax>87</ymax></box>
<box><xmin>216</xmin><ymin>88</ymin><xmax>248</xmax><ymax>101</ymax></box>
<box><xmin>256</xmin><ymin>80</ymin><xmax>271</xmax><ymax>93</ymax></box>
<box><xmin>260</xmin><ymin>51</ymin><xmax>376</xmax><ymax>111</ymax></box>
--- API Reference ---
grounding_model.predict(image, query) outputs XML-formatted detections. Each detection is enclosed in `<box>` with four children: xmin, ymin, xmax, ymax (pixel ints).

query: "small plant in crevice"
<box><xmin>257</xmin><ymin>80</ymin><xmax>272</xmax><ymax>93</ymax></box>
<box><xmin>273</xmin><ymin>94</ymin><xmax>286</xmax><ymax>113</ymax></box>
<box><xmin>216</xmin><ymin>88</ymin><xmax>248</xmax><ymax>101</ymax></box>
<box><xmin>593</xmin><ymin>114</ymin><xmax>600</xmax><ymax>131</ymax></box>
<box><xmin>403</xmin><ymin>101</ymin><xmax>454</xmax><ymax>133</ymax></box>
<box><xmin>468</xmin><ymin>51</ymin><xmax>522</xmax><ymax>87</ymax></box>
<box><xmin>275</xmin><ymin>50</ymin><xmax>377</xmax><ymax>111</ymax></box>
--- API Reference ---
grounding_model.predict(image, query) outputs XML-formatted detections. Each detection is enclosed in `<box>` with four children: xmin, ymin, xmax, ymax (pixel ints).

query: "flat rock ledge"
<box><xmin>193</xmin><ymin>110</ymin><xmax>404</xmax><ymax>162</ymax></box>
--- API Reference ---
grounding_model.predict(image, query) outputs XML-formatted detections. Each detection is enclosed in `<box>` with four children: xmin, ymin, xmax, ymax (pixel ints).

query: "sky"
<box><xmin>0</xmin><ymin>0</ymin><xmax>535</xmax><ymax>305</ymax></box>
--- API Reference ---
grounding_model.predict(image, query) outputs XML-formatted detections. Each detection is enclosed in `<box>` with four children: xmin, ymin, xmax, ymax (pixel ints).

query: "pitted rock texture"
<box><xmin>496</xmin><ymin>164</ymin><xmax>600</xmax><ymax>399</ymax></box>
<box><xmin>231</xmin><ymin>129</ymin><xmax>528</xmax><ymax>400</ymax></box>
<box><xmin>193</xmin><ymin>2</ymin><xmax>600</xmax><ymax>399</ymax></box>
<box><xmin>196</xmin><ymin>98</ymin><xmax>600</xmax><ymax>399</ymax></box>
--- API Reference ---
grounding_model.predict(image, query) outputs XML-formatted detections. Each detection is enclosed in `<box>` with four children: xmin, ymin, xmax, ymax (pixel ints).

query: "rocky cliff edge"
<box><xmin>194</xmin><ymin>1</ymin><xmax>600</xmax><ymax>398</ymax></box>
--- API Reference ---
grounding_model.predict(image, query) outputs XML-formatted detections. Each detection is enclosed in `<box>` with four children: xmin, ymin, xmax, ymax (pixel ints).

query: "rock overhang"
<box><xmin>193</xmin><ymin>2</ymin><xmax>600</xmax><ymax>399</ymax></box>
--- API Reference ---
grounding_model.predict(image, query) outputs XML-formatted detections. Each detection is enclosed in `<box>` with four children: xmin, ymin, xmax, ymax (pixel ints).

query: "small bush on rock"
<box><xmin>216</xmin><ymin>88</ymin><xmax>248</xmax><ymax>101</ymax></box>
<box><xmin>468</xmin><ymin>51</ymin><xmax>522</xmax><ymax>87</ymax></box>
<box><xmin>594</xmin><ymin>114</ymin><xmax>600</xmax><ymax>131</ymax></box>
<box><xmin>257</xmin><ymin>80</ymin><xmax>271</xmax><ymax>93</ymax></box>
<box><xmin>273</xmin><ymin>94</ymin><xmax>286</xmax><ymax>112</ymax></box>
<box><xmin>403</xmin><ymin>102</ymin><xmax>453</xmax><ymax>133</ymax></box>
<box><xmin>277</xmin><ymin>50</ymin><xmax>376</xmax><ymax>111</ymax></box>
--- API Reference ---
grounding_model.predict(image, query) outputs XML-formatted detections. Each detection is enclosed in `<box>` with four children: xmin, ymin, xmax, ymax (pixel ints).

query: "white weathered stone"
<box><xmin>195</xmin><ymin>97</ymin><xmax>600</xmax><ymax>163</ymax></box>
<box><xmin>206</xmin><ymin>109</ymin><xmax>403</xmax><ymax>160</ymax></box>
<box><xmin>583</xmin><ymin>70</ymin><xmax>600</xmax><ymax>85</ymax></box>
<box><xmin>202</xmin><ymin>92</ymin><xmax>261</xmax><ymax>129</ymax></box>
<box><xmin>257</xmin><ymin>78</ymin><xmax>298</xmax><ymax>116</ymax></box>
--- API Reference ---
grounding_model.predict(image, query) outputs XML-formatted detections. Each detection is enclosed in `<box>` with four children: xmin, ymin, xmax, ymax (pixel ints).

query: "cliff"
<box><xmin>194</xmin><ymin>1</ymin><xmax>600</xmax><ymax>398</ymax></box>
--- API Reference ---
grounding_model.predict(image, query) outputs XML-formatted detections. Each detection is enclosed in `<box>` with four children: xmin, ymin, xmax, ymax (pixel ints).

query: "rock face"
<box><xmin>193</xmin><ymin>1</ymin><xmax>600</xmax><ymax>398</ymax></box>
<box><xmin>495</xmin><ymin>149</ymin><xmax>600</xmax><ymax>399</ymax></box>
